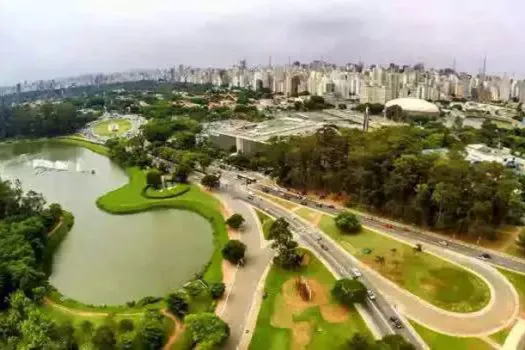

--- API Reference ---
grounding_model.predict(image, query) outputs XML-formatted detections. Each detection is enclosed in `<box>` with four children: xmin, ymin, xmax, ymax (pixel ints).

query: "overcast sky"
<box><xmin>0</xmin><ymin>0</ymin><xmax>521</xmax><ymax>85</ymax></box>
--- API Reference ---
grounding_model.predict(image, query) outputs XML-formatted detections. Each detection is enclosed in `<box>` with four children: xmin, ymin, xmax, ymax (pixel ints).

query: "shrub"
<box><xmin>118</xmin><ymin>319</ymin><xmax>135</xmax><ymax>333</ymax></box>
<box><xmin>221</xmin><ymin>239</ymin><xmax>246</xmax><ymax>264</ymax></box>
<box><xmin>335</xmin><ymin>212</ymin><xmax>361</xmax><ymax>234</ymax></box>
<box><xmin>209</xmin><ymin>282</ymin><xmax>226</xmax><ymax>300</ymax></box>
<box><xmin>167</xmin><ymin>290</ymin><xmax>189</xmax><ymax>318</ymax></box>
<box><xmin>225</xmin><ymin>213</ymin><xmax>245</xmax><ymax>229</ymax></box>
<box><xmin>331</xmin><ymin>278</ymin><xmax>367</xmax><ymax>306</ymax></box>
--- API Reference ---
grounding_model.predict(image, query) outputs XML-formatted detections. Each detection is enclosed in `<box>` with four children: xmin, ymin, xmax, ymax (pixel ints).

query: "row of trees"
<box><xmin>258</xmin><ymin>125</ymin><xmax>523</xmax><ymax>239</ymax></box>
<box><xmin>0</xmin><ymin>102</ymin><xmax>95</xmax><ymax>139</ymax></box>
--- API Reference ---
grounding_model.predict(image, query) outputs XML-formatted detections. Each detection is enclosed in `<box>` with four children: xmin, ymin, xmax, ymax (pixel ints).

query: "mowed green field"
<box><xmin>249</xmin><ymin>251</ymin><xmax>372</xmax><ymax>350</ymax></box>
<box><xmin>93</xmin><ymin>118</ymin><xmax>132</xmax><ymax>137</ymax></box>
<box><xmin>255</xmin><ymin>209</ymin><xmax>275</xmax><ymax>239</ymax></box>
<box><xmin>257</xmin><ymin>194</ymin><xmax>490</xmax><ymax>313</ymax></box>
<box><xmin>409</xmin><ymin>321</ymin><xmax>493</xmax><ymax>350</ymax></box>
<box><xmin>319</xmin><ymin>215</ymin><xmax>490</xmax><ymax>313</ymax></box>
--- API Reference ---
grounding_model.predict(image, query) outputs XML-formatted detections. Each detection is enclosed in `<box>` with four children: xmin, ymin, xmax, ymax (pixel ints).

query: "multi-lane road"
<box><xmin>241</xmin><ymin>193</ymin><xmax>428</xmax><ymax>348</ymax></box>
<box><xmin>254</xmin><ymin>183</ymin><xmax>525</xmax><ymax>273</ymax></box>
<box><xmin>199</xmin><ymin>166</ymin><xmax>523</xmax><ymax>348</ymax></box>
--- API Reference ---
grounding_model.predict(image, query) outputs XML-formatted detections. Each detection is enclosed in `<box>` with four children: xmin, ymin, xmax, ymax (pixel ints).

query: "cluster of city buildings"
<box><xmin>2</xmin><ymin>60</ymin><xmax>525</xmax><ymax>106</ymax></box>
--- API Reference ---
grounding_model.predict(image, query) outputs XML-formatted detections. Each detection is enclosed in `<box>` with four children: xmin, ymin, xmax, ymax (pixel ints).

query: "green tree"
<box><xmin>166</xmin><ymin>290</ymin><xmax>189</xmax><ymax>318</ymax></box>
<box><xmin>209</xmin><ymin>282</ymin><xmax>226</xmax><ymax>300</ymax></box>
<box><xmin>335</xmin><ymin>212</ymin><xmax>362</xmax><ymax>234</ymax></box>
<box><xmin>173</xmin><ymin>162</ymin><xmax>192</xmax><ymax>183</ymax></box>
<box><xmin>268</xmin><ymin>218</ymin><xmax>303</xmax><ymax>269</ymax></box>
<box><xmin>201</xmin><ymin>174</ymin><xmax>220</xmax><ymax>189</ymax></box>
<box><xmin>118</xmin><ymin>319</ymin><xmax>135</xmax><ymax>333</ymax></box>
<box><xmin>186</xmin><ymin>313</ymin><xmax>229</xmax><ymax>349</ymax></box>
<box><xmin>226</xmin><ymin>213</ymin><xmax>245</xmax><ymax>229</ymax></box>
<box><xmin>92</xmin><ymin>325</ymin><xmax>117</xmax><ymax>350</ymax></box>
<box><xmin>347</xmin><ymin>333</ymin><xmax>371</xmax><ymax>349</ymax></box>
<box><xmin>136</xmin><ymin>310</ymin><xmax>165</xmax><ymax>350</ymax></box>
<box><xmin>331</xmin><ymin>278</ymin><xmax>367</xmax><ymax>306</ymax></box>
<box><xmin>222</xmin><ymin>240</ymin><xmax>246</xmax><ymax>264</ymax></box>
<box><xmin>375</xmin><ymin>334</ymin><xmax>415</xmax><ymax>350</ymax></box>
<box><xmin>146</xmin><ymin>169</ymin><xmax>162</xmax><ymax>189</ymax></box>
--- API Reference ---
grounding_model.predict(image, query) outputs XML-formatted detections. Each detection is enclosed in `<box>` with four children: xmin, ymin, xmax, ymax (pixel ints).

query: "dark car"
<box><xmin>478</xmin><ymin>253</ymin><xmax>491</xmax><ymax>261</ymax></box>
<box><xmin>389</xmin><ymin>316</ymin><xmax>404</xmax><ymax>329</ymax></box>
<box><xmin>262</xmin><ymin>188</ymin><xmax>270</xmax><ymax>193</ymax></box>
<box><xmin>300</xmin><ymin>200</ymin><xmax>308</xmax><ymax>205</ymax></box>
<box><xmin>316</xmin><ymin>203</ymin><xmax>323</xmax><ymax>208</ymax></box>
<box><xmin>327</xmin><ymin>204</ymin><xmax>335</xmax><ymax>209</ymax></box>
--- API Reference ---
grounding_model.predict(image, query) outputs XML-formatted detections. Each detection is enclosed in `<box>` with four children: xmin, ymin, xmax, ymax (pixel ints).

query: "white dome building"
<box><xmin>385</xmin><ymin>98</ymin><xmax>440</xmax><ymax>117</ymax></box>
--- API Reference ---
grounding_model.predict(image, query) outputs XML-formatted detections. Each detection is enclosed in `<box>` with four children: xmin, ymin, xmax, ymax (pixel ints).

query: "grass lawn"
<box><xmin>489</xmin><ymin>326</ymin><xmax>512</xmax><ymax>345</ymax></box>
<box><xmin>255</xmin><ymin>209</ymin><xmax>275</xmax><ymax>239</ymax></box>
<box><xmin>255</xmin><ymin>191</ymin><xmax>298</xmax><ymax>211</ymax></box>
<box><xmin>249</xmin><ymin>251</ymin><xmax>372</xmax><ymax>350</ymax></box>
<box><xmin>498</xmin><ymin>268</ymin><xmax>525</xmax><ymax>313</ymax></box>
<box><xmin>318</xmin><ymin>215</ymin><xmax>490</xmax><ymax>313</ymax></box>
<box><xmin>93</xmin><ymin>118</ymin><xmax>132</xmax><ymax>137</ymax></box>
<box><xmin>295</xmin><ymin>207</ymin><xmax>323</xmax><ymax>226</ymax></box>
<box><xmin>409</xmin><ymin>321</ymin><xmax>493</xmax><ymax>350</ymax></box>
<box><xmin>54</xmin><ymin>136</ymin><xmax>109</xmax><ymax>156</ymax></box>
<box><xmin>143</xmin><ymin>184</ymin><xmax>190</xmax><ymax>199</ymax></box>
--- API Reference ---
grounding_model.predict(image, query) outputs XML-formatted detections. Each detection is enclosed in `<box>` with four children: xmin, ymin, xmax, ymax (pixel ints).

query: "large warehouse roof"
<box><xmin>385</xmin><ymin>98</ymin><xmax>440</xmax><ymax>114</ymax></box>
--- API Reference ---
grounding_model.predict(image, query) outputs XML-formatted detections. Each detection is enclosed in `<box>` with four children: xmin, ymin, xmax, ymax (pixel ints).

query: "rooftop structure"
<box><xmin>465</xmin><ymin>144</ymin><xmax>524</xmax><ymax>171</ymax></box>
<box><xmin>385</xmin><ymin>98</ymin><xmax>440</xmax><ymax>115</ymax></box>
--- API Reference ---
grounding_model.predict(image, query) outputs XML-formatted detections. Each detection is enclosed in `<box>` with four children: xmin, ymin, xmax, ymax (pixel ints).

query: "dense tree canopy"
<box><xmin>0</xmin><ymin>102</ymin><xmax>95</xmax><ymax>139</ymax></box>
<box><xmin>260</xmin><ymin>125</ymin><xmax>523</xmax><ymax>239</ymax></box>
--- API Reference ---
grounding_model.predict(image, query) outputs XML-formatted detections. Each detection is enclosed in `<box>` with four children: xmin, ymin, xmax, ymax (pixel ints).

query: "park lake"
<box><xmin>0</xmin><ymin>141</ymin><xmax>213</xmax><ymax>305</ymax></box>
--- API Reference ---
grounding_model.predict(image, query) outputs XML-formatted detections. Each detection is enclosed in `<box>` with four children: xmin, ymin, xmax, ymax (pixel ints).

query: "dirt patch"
<box><xmin>302</xmin><ymin>254</ymin><xmax>311</xmax><ymax>266</ymax></box>
<box><xmin>282</xmin><ymin>278</ymin><xmax>329</xmax><ymax>310</ymax></box>
<box><xmin>320</xmin><ymin>304</ymin><xmax>349</xmax><ymax>323</ymax></box>
<box><xmin>292</xmin><ymin>322</ymin><xmax>312</xmax><ymax>350</ymax></box>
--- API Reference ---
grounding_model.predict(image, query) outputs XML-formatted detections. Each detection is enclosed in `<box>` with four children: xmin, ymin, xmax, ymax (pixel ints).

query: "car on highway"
<box><xmin>262</xmin><ymin>188</ymin><xmax>269</xmax><ymax>193</ymax></box>
<box><xmin>327</xmin><ymin>204</ymin><xmax>335</xmax><ymax>209</ymax></box>
<box><xmin>439</xmin><ymin>240</ymin><xmax>448</xmax><ymax>246</ymax></box>
<box><xmin>367</xmin><ymin>289</ymin><xmax>376</xmax><ymax>300</ymax></box>
<box><xmin>478</xmin><ymin>253</ymin><xmax>491</xmax><ymax>261</ymax></box>
<box><xmin>300</xmin><ymin>200</ymin><xmax>308</xmax><ymax>205</ymax></box>
<box><xmin>389</xmin><ymin>316</ymin><xmax>404</xmax><ymax>329</ymax></box>
<box><xmin>351</xmin><ymin>268</ymin><xmax>362</xmax><ymax>278</ymax></box>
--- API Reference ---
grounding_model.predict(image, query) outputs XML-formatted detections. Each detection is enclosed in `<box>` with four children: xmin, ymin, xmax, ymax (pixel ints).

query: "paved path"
<box><xmin>503</xmin><ymin>318</ymin><xmax>525</xmax><ymax>350</ymax></box>
<box><xmin>252</xmin><ymin>192</ymin><xmax>520</xmax><ymax>337</ymax></box>
<box><xmin>213</xmin><ymin>187</ymin><xmax>273</xmax><ymax>350</ymax></box>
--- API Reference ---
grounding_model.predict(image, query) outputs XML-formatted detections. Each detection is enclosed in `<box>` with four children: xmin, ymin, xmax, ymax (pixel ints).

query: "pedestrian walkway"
<box><xmin>503</xmin><ymin>318</ymin><xmax>525</xmax><ymax>350</ymax></box>
<box><xmin>213</xmin><ymin>189</ymin><xmax>273</xmax><ymax>350</ymax></box>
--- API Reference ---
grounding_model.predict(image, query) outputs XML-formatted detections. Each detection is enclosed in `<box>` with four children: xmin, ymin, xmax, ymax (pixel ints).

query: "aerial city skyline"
<box><xmin>3</xmin><ymin>57</ymin><xmax>525</xmax><ymax>105</ymax></box>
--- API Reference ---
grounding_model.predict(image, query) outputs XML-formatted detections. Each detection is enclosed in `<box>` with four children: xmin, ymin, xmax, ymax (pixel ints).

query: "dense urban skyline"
<box><xmin>1</xmin><ymin>0</ymin><xmax>523</xmax><ymax>85</ymax></box>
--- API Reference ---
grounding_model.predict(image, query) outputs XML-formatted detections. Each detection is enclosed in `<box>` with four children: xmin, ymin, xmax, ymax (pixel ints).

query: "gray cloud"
<box><xmin>0</xmin><ymin>0</ymin><xmax>523</xmax><ymax>85</ymax></box>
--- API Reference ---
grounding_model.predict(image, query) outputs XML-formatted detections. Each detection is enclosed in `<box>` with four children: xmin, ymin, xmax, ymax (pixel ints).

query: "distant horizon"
<box><xmin>2</xmin><ymin>57</ymin><xmax>521</xmax><ymax>88</ymax></box>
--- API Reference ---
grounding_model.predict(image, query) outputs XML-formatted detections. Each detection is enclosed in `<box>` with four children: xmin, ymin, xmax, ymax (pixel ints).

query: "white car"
<box><xmin>439</xmin><ymin>240</ymin><xmax>448</xmax><ymax>246</ymax></box>
<box><xmin>351</xmin><ymin>268</ymin><xmax>362</xmax><ymax>278</ymax></box>
<box><xmin>367</xmin><ymin>289</ymin><xmax>376</xmax><ymax>300</ymax></box>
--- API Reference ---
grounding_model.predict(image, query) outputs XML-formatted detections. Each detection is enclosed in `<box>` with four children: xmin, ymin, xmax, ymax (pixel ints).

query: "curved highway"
<box><xmin>243</xmin><ymin>183</ymin><xmax>520</xmax><ymax>337</ymax></box>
